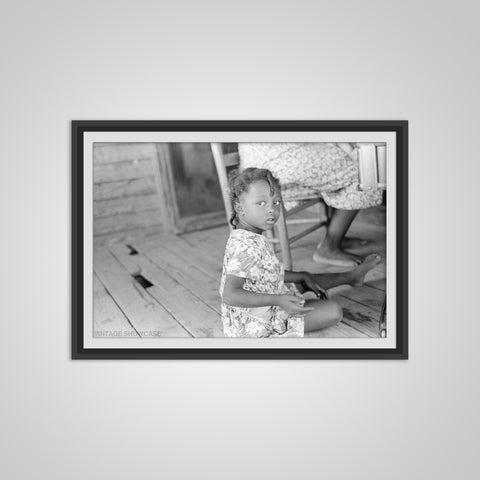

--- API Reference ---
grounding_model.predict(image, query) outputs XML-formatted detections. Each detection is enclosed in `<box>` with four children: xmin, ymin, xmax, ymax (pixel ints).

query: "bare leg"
<box><xmin>296</xmin><ymin>254</ymin><xmax>381</xmax><ymax>293</ymax></box>
<box><xmin>303</xmin><ymin>299</ymin><xmax>343</xmax><ymax>332</ymax></box>
<box><xmin>313</xmin><ymin>208</ymin><xmax>362</xmax><ymax>265</ymax></box>
<box><xmin>341</xmin><ymin>237</ymin><xmax>368</xmax><ymax>249</ymax></box>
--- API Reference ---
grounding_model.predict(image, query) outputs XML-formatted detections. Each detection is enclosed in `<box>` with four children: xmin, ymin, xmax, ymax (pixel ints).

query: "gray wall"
<box><xmin>1</xmin><ymin>1</ymin><xmax>478</xmax><ymax>479</ymax></box>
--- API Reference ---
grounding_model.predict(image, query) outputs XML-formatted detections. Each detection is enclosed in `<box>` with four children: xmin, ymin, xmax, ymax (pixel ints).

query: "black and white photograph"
<box><xmin>72</xmin><ymin>120</ymin><xmax>408</xmax><ymax>359</ymax></box>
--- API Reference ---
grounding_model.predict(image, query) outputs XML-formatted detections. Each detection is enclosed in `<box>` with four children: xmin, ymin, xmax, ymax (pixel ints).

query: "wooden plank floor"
<box><xmin>93</xmin><ymin>205</ymin><xmax>386</xmax><ymax>338</ymax></box>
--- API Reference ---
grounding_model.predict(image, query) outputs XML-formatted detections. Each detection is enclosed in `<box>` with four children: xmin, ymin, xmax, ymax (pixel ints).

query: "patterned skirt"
<box><xmin>222</xmin><ymin>283</ymin><xmax>304</xmax><ymax>338</ymax></box>
<box><xmin>239</xmin><ymin>142</ymin><xmax>382</xmax><ymax>210</ymax></box>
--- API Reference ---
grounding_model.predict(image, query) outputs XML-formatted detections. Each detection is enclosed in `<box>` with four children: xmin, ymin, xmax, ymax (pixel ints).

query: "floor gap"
<box><xmin>126</xmin><ymin>244</ymin><xmax>138</xmax><ymax>255</ymax></box>
<box><xmin>133</xmin><ymin>274</ymin><xmax>153</xmax><ymax>289</ymax></box>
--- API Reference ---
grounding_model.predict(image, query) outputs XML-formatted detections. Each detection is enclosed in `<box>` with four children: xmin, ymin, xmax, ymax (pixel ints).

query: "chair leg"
<box><xmin>264</xmin><ymin>228</ymin><xmax>278</xmax><ymax>253</ymax></box>
<box><xmin>379</xmin><ymin>295</ymin><xmax>387</xmax><ymax>337</ymax></box>
<box><xmin>277</xmin><ymin>205</ymin><xmax>292</xmax><ymax>270</ymax></box>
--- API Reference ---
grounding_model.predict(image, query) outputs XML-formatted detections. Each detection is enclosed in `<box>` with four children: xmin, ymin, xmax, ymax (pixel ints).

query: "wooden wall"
<box><xmin>93</xmin><ymin>143</ymin><xmax>164</xmax><ymax>243</ymax></box>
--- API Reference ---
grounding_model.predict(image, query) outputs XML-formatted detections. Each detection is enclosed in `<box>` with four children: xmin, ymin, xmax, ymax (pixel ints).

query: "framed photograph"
<box><xmin>72</xmin><ymin>120</ymin><xmax>408</xmax><ymax>359</ymax></box>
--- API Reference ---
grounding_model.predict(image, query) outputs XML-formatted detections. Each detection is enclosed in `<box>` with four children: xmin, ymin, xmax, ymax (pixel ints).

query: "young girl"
<box><xmin>219</xmin><ymin>167</ymin><xmax>381</xmax><ymax>338</ymax></box>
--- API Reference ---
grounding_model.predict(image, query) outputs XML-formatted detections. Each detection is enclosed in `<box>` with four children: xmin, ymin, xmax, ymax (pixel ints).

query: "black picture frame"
<box><xmin>72</xmin><ymin>120</ymin><xmax>408</xmax><ymax>360</ymax></box>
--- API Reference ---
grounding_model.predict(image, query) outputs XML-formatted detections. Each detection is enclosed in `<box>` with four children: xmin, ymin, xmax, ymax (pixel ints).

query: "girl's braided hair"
<box><xmin>228</xmin><ymin>167</ymin><xmax>281</xmax><ymax>229</ymax></box>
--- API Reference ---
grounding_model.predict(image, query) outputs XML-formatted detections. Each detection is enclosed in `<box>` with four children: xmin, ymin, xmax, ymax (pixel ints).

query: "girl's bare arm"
<box><xmin>222</xmin><ymin>275</ymin><xmax>282</xmax><ymax>308</ymax></box>
<box><xmin>283</xmin><ymin>270</ymin><xmax>306</xmax><ymax>283</ymax></box>
<box><xmin>222</xmin><ymin>275</ymin><xmax>313</xmax><ymax>314</ymax></box>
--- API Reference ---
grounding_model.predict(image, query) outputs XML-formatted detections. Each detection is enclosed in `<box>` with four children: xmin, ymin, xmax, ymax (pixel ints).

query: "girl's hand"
<box><xmin>301</xmin><ymin>273</ymin><xmax>329</xmax><ymax>300</ymax></box>
<box><xmin>277</xmin><ymin>295</ymin><xmax>314</xmax><ymax>315</ymax></box>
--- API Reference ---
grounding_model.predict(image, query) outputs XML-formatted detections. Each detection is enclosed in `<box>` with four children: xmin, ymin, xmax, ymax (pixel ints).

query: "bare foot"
<box><xmin>341</xmin><ymin>237</ymin><xmax>369</xmax><ymax>250</ymax></box>
<box><xmin>313</xmin><ymin>241</ymin><xmax>362</xmax><ymax>266</ymax></box>
<box><xmin>348</xmin><ymin>254</ymin><xmax>381</xmax><ymax>287</ymax></box>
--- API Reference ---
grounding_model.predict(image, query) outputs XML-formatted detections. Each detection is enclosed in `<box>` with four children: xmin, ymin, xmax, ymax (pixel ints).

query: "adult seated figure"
<box><xmin>238</xmin><ymin>142</ymin><xmax>382</xmax><ymax>267</ymax></box>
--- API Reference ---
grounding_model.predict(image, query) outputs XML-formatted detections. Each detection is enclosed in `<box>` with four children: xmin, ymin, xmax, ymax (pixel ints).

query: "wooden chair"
<box><xmin>357</xmin><ymin>143</ymin><xmax>387</xmax><ymax>337</ymax></box>
<box><xmin>210</xmin><ymin>143</ymin><xmax>330</xmax><ymax>270</ymax></box>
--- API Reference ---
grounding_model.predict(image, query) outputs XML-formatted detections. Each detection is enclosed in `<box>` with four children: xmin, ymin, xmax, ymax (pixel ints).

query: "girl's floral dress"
<box><xmin>239</xmin><ymin>142</ymin><xmax>383</xmax><ymax>210</ymax></box>
<box><xmin>220</xmin><ymin>229</ymin><xmax>304</xmax><ymax>338</ymax></box>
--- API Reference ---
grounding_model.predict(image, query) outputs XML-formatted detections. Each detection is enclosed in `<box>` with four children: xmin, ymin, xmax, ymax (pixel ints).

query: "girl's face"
<box><xmin>236</xmin><ymin>180</ymin><xmax>282</xmax><ymax>234</ymax></box>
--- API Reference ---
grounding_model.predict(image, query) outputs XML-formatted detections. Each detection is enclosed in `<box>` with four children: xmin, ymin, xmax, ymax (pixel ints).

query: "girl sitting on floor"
<box><xmin>219</xmin><ymin>167</ymin><xmax>380</xmax><ymax>338</ymax></box>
